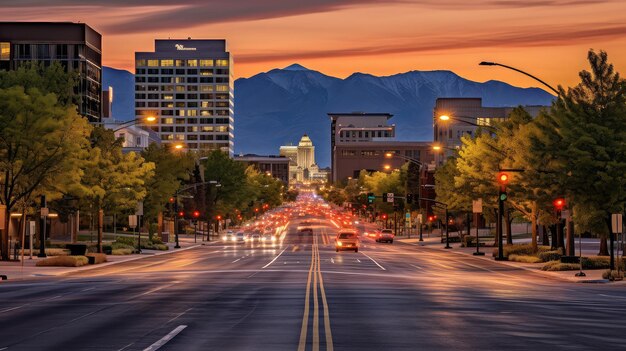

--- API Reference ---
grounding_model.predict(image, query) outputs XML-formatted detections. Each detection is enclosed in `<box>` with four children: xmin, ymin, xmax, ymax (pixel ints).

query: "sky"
<box><xmin>3</xmin><ymin>0</ymin><xmax>626</xmax><ymax>89</ymax></box>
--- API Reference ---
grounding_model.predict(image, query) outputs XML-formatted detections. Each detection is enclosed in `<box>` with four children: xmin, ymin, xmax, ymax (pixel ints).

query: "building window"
<box><xmin>160</xmin><ymin>59</ymin><xmax>173</xmax><ymax>66</ymax></box>
<box><xmin>147</xmin><ymin>59</ymin><xmax>159</xmax><ymax>67</ymax></box>
<box><xmin>187</xmin><ymin>59</ymin><xmax>198</xmax><ymax>67</ymax></box>
<box><xmin>200</xmin><ymin>59</ymin><xmax>214</xmax><ymax>67</ymax></box>
<box><xmin>0</xmin><ymin>42</ymin><xmax>9</xmax><ymax>61</ymax></box>
<box><xmin>175</xmin><ymin>60</ymin><xmax>184</xmax><ymax>67</ymax></box>
<box><xmin>216</xmin><ymin>59</ymin><xmax>229</xmax><ymax>67</ymax></box>
<box><xmin>341</xmin><ymin>150</ymin><xmax>356</xmax><ymax>156</ymax></box>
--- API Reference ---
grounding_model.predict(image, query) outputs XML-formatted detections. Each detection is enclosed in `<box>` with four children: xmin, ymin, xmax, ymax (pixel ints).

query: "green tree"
<box><xmin>0</xmin><ymin>85</ymin><xmax>91</xmax><ymax>260</ymax></box>
<box><xmin>77</xmin><ymin>127</ymin><xmax>155</xmax><ymax>252</ymax></box>
<box><xmin>141</xmin><ymin>143</ymin><xmax>194</xmax><ymax>238</ymax></box>
<box><xmin>550</xmin><ymin>50</ymin><xmax>626</xmax><ymax>255</ymax></box>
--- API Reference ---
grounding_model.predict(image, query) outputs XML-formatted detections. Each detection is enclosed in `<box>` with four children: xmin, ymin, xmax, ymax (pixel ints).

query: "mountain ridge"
<box><xmin>102</xmin><ymin>64</ymin><xmax>554</xmax><ymax>167</ymax></box>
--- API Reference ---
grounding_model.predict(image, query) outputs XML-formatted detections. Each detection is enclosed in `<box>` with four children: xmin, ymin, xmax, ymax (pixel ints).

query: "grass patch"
<box><xmin>541</xmin><ymin>261</ymin><xmax>580</xmax><ymax>271</ymax></box>
<box><xmin>508</xmin><ymin>254</ymin><xmax>543</xmax><ymax>264</ymax></box>
<box><xmin>85</xmin><ymin>253</ymin><xmax>107</xmax><ymax>264</ymax></box>
<box><xmin>111</xmin><ymin>248</ymin><xmax>133</xmax><ymax>255</ymax></box>
<box><xmin>36</xmin><ymin>256</ymin><xmax>88</xmax><ymax>267</ymax></box>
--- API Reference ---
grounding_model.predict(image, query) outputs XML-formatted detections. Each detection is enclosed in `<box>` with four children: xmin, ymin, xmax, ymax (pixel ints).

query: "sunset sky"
<box><xmin>3</xmin><ymin>0</ymin><xmax>626</xmax><ymax>89</ymax></box>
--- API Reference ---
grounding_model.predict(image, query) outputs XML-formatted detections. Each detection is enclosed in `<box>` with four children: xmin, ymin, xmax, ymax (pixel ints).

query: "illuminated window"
<box><xmin>216</xmin><ymin>85</ymin><xmax>229</xmax><ymax>92</ymax></box>
<box><xmin>216</xmin><ymin>59</ymin><xmax>229</xmax><ymax>67</ymax></box>
<box><xmin>160</xmin><ymin>59</ymin><xmax>174</xmax><ymax>67</ymax></box>
<box><xmin>202</xmin><ymin>126</ymin><xmax>214</xmax><ymax>132</ymax></box>
<box><xmin>175</xmin><ymin>86</ymin><xmax>185</xmax><ymax>92</ymax></box>
<box><xmin>200</xmin><ymin>110</ymin><xmax>212</xmax><ymax>116</ymax></box>
<box><xmin>175</xmin><ymin>59</ymin><xmax>184</xmax><ymax>67</ymax></box>
<box><xmin>187</xmin><ymin>60</ymin><xmax>198</xmax><ymax>67</ymax></box>
<box><xmin>200</xmin><ymin>69</ymin><xmax>212</xmax><ymax>76</ymax></box>
<box><xmin>216</xmin><ymin>126</ymin><xmax>227</xmax><ymax>132</ymax></box>
<box><xmin>162</xmin><ymin>118</ymin><xmax>174</xmax><ymax>124</ymax></box>
<box><xmin>0</xmin><ymin>43</ymin><xmax>10</xmax><ymax>61</ymax></box>
<box><xmin>200</xmin><ymin>85</ymin><xmax>213</xmax><ymax>92</ymax></box>
<box><xmin>175</xmin><ymin>134</ymin><xmax>185</xmax><ymax>141</ymax></box>
<box><xmin>136</xmin><ymin>59</ymin><xmax>146</xmax><ymax>67</ymax></box>
<box><xmin>187</xmin><ymin>110</ymin><xmax>198</xmax><ymax>116</ymax></box>
<box><xmin>147</xmin><ymin>60</ymin><xmax>159</xmax><ymax>67</ymax></box>
<box><xmin>163</xmin><ymin>94</ymin><xmax>173</xmax><ymax>100</ymax></box>
<box><xmin>201</xmin><ymin>101</ymin><xmax>212</xmax><ymax>108</ymax></box>
<box><xmin>200</xmin><ymin>59</ymin><xmax>214</xmax><ymax>67</ymax></box>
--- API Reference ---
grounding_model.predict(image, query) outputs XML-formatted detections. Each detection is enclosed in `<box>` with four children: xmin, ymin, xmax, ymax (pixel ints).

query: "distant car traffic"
<box><xmin>376</xmin><ymin>229</ymin><xmax>394</xmax><ymax>243</ymax></box>
<box><xmin>222</xmin><ymin>233</ymin><xmax>235</xmax><ymax>242</ymax></box>
<box><xmin>235</xmin><ymin>232</ymin><xmax>246</xmax><ymax>242</ymax></box>
<box><xmin>336</xmin><ymin>231</ymin><xmax>360</xmax><ymax>252</ymax></box>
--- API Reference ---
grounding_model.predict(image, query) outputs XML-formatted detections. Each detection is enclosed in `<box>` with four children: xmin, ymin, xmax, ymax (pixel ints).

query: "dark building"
<box><xmin>234</xmin><ymin>154</ymin><xmax>290</xmax><ymax>186</ymax></box>
<box><xmin>0</xmin><ymin>22</ymin><xmax>103</xmax><ymax>122</ymax></box>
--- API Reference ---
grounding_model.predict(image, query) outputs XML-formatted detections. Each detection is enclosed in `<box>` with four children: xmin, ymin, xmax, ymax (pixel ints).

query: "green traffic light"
<box><xmin>500</xmin><ymin>193</ymin><xmax>507</xmax><ymax>201</ymax></box>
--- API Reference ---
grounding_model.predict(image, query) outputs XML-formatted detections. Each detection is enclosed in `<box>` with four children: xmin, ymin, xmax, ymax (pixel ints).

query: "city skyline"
<box><xmin>2</xmin><ymin>1</ymin><xmax>626</xmax><ymax>89</ymax></box>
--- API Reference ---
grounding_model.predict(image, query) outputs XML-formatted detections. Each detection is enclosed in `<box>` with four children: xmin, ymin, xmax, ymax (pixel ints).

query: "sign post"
<box><xmin>611</xmin><ymin>213</ymin><xmax>622</xmax><ymax>271</ymax></box>
<box><xmin>472</xmin><ymin>199</ymin><xmax>484</xmax><ymax>256</ymax></box>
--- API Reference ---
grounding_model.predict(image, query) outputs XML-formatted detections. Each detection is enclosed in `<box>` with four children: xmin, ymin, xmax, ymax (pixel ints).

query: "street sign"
<box><xmin>472</xmin><ymin>199</ymin><xmax>483</xmax><ymax>214</ymax></box>
<box><xmin>128</xmin><ymin>215</ymin><xmax>138</xmax><ymax>228</ymax></box>
<box><xmin>136</xmin><ymin>201</ymin><xmax>144</xmax><ymax>216</ymax></box>
<box><xmin>611</xmin><ymin>213</ymin><xmax>623</xmax><ymax>234</ymax></box>
<box><xmin>387</xmin><ymin>193</ymin><xmax>394</xmax><ymax>203</ymax></box>
<box><xmin>40</xmin><ymin>207</ymin><xmax>49</xmax><ymax>217</ymax></box>
<box><xmin>405</xmin><ymin>212</ymin><xmax>410</xmax><ymax>219</ymax></box>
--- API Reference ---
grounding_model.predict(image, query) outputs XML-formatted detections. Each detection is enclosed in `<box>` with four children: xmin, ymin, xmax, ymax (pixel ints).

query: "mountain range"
<box><xmin>102</xmin><ymin>64</ymin><xmax>554</xmax><ymax>167</ymax></box>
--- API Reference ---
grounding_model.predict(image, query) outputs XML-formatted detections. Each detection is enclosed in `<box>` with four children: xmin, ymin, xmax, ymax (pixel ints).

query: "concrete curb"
<box><xmin>398</xmin><ymin>239</ymin><xmax>622</xmax><ymax>285</ymax></box>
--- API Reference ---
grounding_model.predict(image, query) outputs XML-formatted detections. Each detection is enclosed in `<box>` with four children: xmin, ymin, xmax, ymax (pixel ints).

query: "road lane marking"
<box><xmin>297</xmin><ymin>240</ymin><xmax>315</xmax><ymax>351</ymax></box>
<box><xmin>330</xmin><ymin>258</ymin><xmax>335</xmax><ymax>264</ymax></box>
<box><xmin>410</xmin><ymin>264</ymin><xmax>423</xmax><ymax>270</ymax></box>
<box><xmin>316</xmin><ymin>233</ymin><xmax>334</xmax><ymax>351</ymax></box>
<box><xmin>143</xmin><ymin>325</ymin><xmax>187</xmax><ymax>351</ymax></box>
<box><xmin>131</xmin><ymin>284</ymin><xmax>173</xmax><ymax>299</ymax></box>
<box><xmin>232</xmin><ymin>258</ymin><xmax>241</xmax><ymax>263</ymax></box>
<box><xmin>166</xmin><ymin>308</ymin><xmax>193</xmax><ymax>324</ymax></box>
<box><xmin>313</xmin><ymin>244</ymin><xmax>320</xmax><ymax>351</ymax></box>
<box><xmin>356</xmin><ymin>258</ymin><xmax>361</xmax><ymax>263</ymax></box>
<box><xmin>263</xmin><ymin>247</ymin><xmax>288</xmax><ymax>269</ymax></box>
<box><xmin>360</xmin><ymin>252</ymin><xmax>386</xmax><ymax>270</ymax></box>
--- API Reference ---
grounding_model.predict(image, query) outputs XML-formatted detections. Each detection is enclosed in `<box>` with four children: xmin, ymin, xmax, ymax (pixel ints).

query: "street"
<box><xmin>1</xmin><ymin>215</ymin><xmax>626</xmax><ymax>351</ymax></box>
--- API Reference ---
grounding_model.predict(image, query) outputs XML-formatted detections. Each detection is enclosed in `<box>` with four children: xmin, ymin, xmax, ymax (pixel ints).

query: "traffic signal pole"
<box><xmin>496</xmin><ymin>193</ymin><xmax>505</xmax><ymax>260</ymax></box>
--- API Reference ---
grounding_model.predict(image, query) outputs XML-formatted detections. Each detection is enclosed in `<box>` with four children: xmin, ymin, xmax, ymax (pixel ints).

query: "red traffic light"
<box><xmin>169</xmin><ymin>197</ymin><xmax>175</xmax><ymax>203</ymax></box>
<box><xmin>216</xmin><ymin>215</ymin><xmax>222</xmax><ymax>220</ymax></box>
<box><xmin>428</xmin><ymin>216</ymin><xmax>434</xmax><ymax>222</ymax></box>
<box><xmin>498</xmin><ymin>172</ymin><xmax>509</xmax><ymax>184</ymax></box>
<box><xmin>254</xmin><ymin>208</ymin><xmax>259</xmax><ymax>212</ymax></box>
<box><xmin>178</xmin><ymin>211</ymin><xmax>184</xmax><ymax>217</ymax></box>
<box><xmin>382</xmin><ymin>214</ymin><xmax>387</xmax><ymax>219</ymax></box>
<box><xmin>553</xmin><ymin>198</ymin><xmax>565</xmax><ymax>210</ymax></box>
<box><xmin>193</xmin><ymin>210</ymin><xmax>200</xmax><ymax>218</ymax></box>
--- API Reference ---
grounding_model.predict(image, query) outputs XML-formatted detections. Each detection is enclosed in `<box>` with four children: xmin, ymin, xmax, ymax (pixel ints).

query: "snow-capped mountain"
<box><xmin>102</xmin><ymin>64</ymin><xmax>554</xmax><ymax>167</ymax></box>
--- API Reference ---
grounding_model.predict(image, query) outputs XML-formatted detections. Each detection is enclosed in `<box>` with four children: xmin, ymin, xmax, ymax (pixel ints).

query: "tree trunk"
<box><xmin>1</xmin><ymin>205</ymin><xmax>10</xmax><ymax>261</ymax></box>
<box><xmin>542</xmin><ymin>225</ymin><xmax>550</xmax><ymax>246</ymax></box>
<box><xmin>550</xmin><ymin>224</ymin><xmax>557</xmax><ymax>250</ymax></box>
<box><xmin>97</xmin><ymin>208</ymin><xmax>104</xmax><ymax>253</ymax></box>
<box><xmin>598</xmin><ymin>236</ymin><xmax>609</xmax><ymax>256</ymax></box>
<box><xmin>556</xmin><ymin>220</ymin><xmax>565</xmax><ymax>252</ymax></box>
<box><xmin>531</xmin><ymin>204</ymin><xmax>538</xmax><ymax>251</ymax></box>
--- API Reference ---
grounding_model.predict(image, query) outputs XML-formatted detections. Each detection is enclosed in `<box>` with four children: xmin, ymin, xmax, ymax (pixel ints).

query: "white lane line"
<box><xmin>0</xmin><ymin>347</ymin><xmax>8</xmax><ymax>350</ymax></box>
<box><xmin>81</xmin><ymin>287</ymin><xmax>95</xmax><ymax>292</ymax></box>
<box><xmin>167</xmin><ymin>308</ymin><xmax>194</xmax><ymax>324</ymax></box>
<box><xmin>131</xmin><ymin>284</ymin><xmax>173</xmax><ymax>299</ymax></box>
<box><xmin>356</xmin><ymin>259</ymin><xmax>361</xmax><ymax>263</ymax></box>
<box><xmin>0</xmin><ymin>305</ymin><xmax>24</xmax><ymax>313</ymax></box>
<box><xmin>232</xmin><ymin>258</ymin><xmax>241</xmax><ymax>263</ymax></box>
<box><xmin>360</xmin><ymin>252</ymin><xmax>386</xmax><ymax>271</ymax></box>
<box><xmin>599</xmin><ymin>294</ymin><xmax>626</xmax><ymax>300</ymax></box>
<box><xmin>330</xmin><ymin>258</ymin><xmax>335</xmax><ymax>264</ymax></box>
<box><xmin>143</xmin><ymin>325</ymin><xmax>187</xmax><ymax>351</ymax></box>
<box><xmin>262</xmin><ymin>247</ymin><xmax>288</xmax><ymax>269</ymax></box>
<box><xmin>410</xmin><ymin>264</ymin><xmax>423</xmax><ymax>270</ymax></box>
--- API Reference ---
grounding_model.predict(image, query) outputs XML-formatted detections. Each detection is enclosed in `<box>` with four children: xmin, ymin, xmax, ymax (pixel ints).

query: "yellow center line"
<box><xmin>298</xmin><ymin>235</ymin><xmax>315</xmax><ymax>351</ymax></box>
<box><xmin>313</xmin><ymin>234</ymin><xmax>320</xmax><ymax>351</ymax></box>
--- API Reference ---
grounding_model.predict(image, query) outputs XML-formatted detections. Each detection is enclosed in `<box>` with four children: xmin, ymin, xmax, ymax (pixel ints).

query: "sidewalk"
<box><xmin>0</xmin><ymin>235</ymin><xmax>211</xmax><ymax>282</ymax></box>
<box><xmin>397</xmin><ymin>235</ymin><xmax>625</xmax><ymax>285</ymax></box>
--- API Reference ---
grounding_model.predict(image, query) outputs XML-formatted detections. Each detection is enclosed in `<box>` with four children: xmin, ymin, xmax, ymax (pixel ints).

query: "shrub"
<box><xmin>538</xmin><ymin>250</ymin><xmax>563</xmax><ymax>262</ymax></box>
<box><xmin>45</xmin><ymin>248</ymin><xmax>69</xmax><ymax>256</ymax></box>
<box><xmin>114</xmin><ymin>236</ymin><xmax>137</xmax><ymax>246</ymax></box>
<box><xmin>492</xmin><ymin>244</ymin><xmax>552</xmax><ymax>258</ymax></box>
<box><xmin>113</xmin><ymin>236</ymin><xmax>167</xmax><ymax>250</ymax></box>
<box><xmin>582</xmin><ymin>256</ymin><xmax>626</xmax><ymax>270</ymax></box>
<box><xmin>111</xmin><ymin>248</ymin><xmax>133</xmax><ymax>255</ymax></box>
<box><xmin>508</xmin><ymin>254</ymin><xmax>543</xmax><ymax>264</ymax></box>
<box><xmin>461</xmin><ymin>235</ymin><xmax>474</xmax><ymax>247</ymax></box>
<box><xmin>541</xmin><ymin>261</ymin><xmax>579</xmax><ymax>271</ymax></box>
<box><xmin>111</xmin><ymin>242</ymin><xmax>135</xmax><ymax>250</ymax></box>
<box><xmin>86</xmin><ymin>253</ymin><xmax>107</xmax><ymax>264</ymax></box>
<box><xmin>602</xmin><ymin>269</ymin><xmax>624</xmax><ymax>280</ymax></box>
<box><xmin>36</xmin><ymin>255</ymin><xmax>88</xmax><ymax>267</ymax></box>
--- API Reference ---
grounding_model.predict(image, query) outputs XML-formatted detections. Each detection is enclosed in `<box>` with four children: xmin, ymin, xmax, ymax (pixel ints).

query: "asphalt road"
<box><xmin>1</xmin><ymin>215</ymin><xmax>626</xmax><ymax>351</ymax></box>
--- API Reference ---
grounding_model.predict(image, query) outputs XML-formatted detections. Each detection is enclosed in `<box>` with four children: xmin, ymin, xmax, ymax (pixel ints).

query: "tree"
<box><xmin>141</xmin><ymin>143</ymin><xmax>194</xmax><ymax>238</ymax></box>
<box><xmin>77</xmin><ymin>127</ymin><xmax>155</xmax><ymax>252</ymax></box>
<box><xmin>549</xmin><ymin>50</ymin><xmax>626</xmax><ymax>255</ymax></box>
<box><xmin>0</xmin><ymin>84</ymin><xmax>90</xmax><ymax>260</ymax></box>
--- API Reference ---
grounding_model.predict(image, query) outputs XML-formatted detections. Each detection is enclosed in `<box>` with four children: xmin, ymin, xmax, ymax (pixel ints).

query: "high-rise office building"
<box><xmin>0</xmin><ymin>22</ymin><xmax>103</xmax><ymax>122</ymax></box>
<box><xmin>135</xmin><ymin>39</ymin><xmax>234</xmax><ymax>154</ymax></box>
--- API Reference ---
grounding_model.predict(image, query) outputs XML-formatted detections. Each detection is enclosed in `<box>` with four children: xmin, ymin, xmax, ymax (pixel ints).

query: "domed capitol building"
<box><xmin>280</xmin><ymin>134</ymin><xmax>329</xmax><ymax>184</ymax></box>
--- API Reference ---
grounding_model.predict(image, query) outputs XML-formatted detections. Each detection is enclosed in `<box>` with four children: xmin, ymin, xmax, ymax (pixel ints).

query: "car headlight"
<box><xmin>222</xmin><ymin>236</ymin><xmax>227</xmax><ymax>241</ymax></box>
<box><xmin>231</xmin><ymin>237</ymin><xmax>237</xmax><ymax>242</ymax></box>
<box><xmin>271</xmin><ymin>236</ymin><xmax>277</xmax><ymax>242</ymax></box>
<box><xmin>337</xmin><ymin>242</ymin><xmax>342</xmax><ymax>246</ymax></box>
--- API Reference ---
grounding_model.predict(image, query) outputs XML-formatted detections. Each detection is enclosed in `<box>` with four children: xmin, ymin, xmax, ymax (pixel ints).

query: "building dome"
<box><xmin>298</xmin><ymin>134</ymin><xmax>313</xmax><ymax>147</ymax></box>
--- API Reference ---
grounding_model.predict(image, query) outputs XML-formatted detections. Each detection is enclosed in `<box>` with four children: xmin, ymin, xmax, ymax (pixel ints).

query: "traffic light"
<box><xmin>428</xmin><ymin>216</ymin><xmax>434</xmax><ymax>222</ymax></box>
<box><xmin>178</xmin><ymin>211</ymin><xmax>184</xmax><ymax>218</ymax></box>
<box><xmin>553</xmin><ymin>198</ymin><xmax>565</xmax><ymax>211</ymax></box>
<box><xmin>169</xmin><ymin>197</ymin><xmax>175</xmax><ymax>203</ymax></box>
<box><xmin>406</xmin><ymin>193</ymin><xmax>413</xmax><ymax>204</ymax></box>
<box><xmin>193</xmin><ymin>210</ymin><xmax>200</xmax><ymax>218</ymax></box>
<box><xmin>216</xmin><ymin>215</ymin><xmax>222</xmax><ymax>221</ymax></box>
<box><xmin>382</xmin><ymin>214</ymin><xmax>388</xmax><ymax>220</ymax></box>
<box><xmin>367</xmin><ymin>192</ymin><xmax>375</xmax><ymax>204</ymax></box>
<box><xmin>498</xmin><ymin>172</ymin><xmax>509</xmax><ymax>202</ymax></box>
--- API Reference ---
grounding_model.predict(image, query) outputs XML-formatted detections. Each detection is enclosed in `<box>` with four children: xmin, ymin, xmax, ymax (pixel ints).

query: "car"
<box><xmin>222</xmin><ymin>233</ymin><xmax>234</xmax><ymax>242</ymax></box>
<box><xmin>336</xmin><ymin>231</ymin><xmax>360</xmax><ymax>252</ymax></box>
<box><xmin>235</xmin><ymin>232</ymin><xmax>246</xmax><ymax>242</ymax></box>
<box><xmin>376</xmin><ymin>229</ymin><xmax>394</xmax><ymax>243</ymax></box>
<box><xmin>250</xmin><ymin>233</ymin><xmax>261</xmax><ymax>242</ymax></box>
<box><xmin>261</xmin><ymin>234</ymin><xmax>275</xmax><ymax>243</ymax></box>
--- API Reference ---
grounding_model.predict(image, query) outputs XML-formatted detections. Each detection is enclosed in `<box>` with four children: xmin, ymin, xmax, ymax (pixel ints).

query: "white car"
<box><xmin>235</xmin><ymin>232</ymin><xmax>246</xmax><ymax>242</ymax></box>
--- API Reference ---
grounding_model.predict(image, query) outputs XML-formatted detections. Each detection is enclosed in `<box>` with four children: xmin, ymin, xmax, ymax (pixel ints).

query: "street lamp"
<box><xmin>479</xmin><ymin>61</ymin><xmax>559</xmax><ymax>96</ymax></box>
<box><xmin>111</xmin><ymin>115</ymin><xmax>156</xmax><ymax>133</ymax></box>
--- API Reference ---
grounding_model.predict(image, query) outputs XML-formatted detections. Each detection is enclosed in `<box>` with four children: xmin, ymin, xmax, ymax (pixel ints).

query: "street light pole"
<box><xmin>479</xmin><ymin>61</ymin><xmax>559</xmax><ymax>96</ymax></box>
